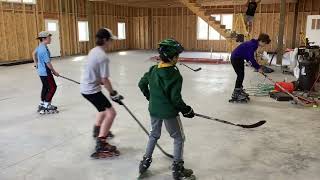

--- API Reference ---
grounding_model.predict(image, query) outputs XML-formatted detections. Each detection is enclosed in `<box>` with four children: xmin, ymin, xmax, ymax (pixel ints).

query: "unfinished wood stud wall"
<box><xmin>0</xmin><ymin>0</ymin><xmax>320</xmax><ymax>63</ymax></box>
<box><xmin>0</xmin><ymin>0</ymin><xmax>130</xmax><ymax>63</ymax></box>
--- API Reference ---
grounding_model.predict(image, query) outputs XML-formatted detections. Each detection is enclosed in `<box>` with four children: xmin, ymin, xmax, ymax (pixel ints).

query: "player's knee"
<box><xmin>106</xmin><ymin>107</ymin><xmax>116</xmax><ymax>119</ymax></box>
<box><xmin>171</xmin><ymin>131</ymin><xmax>185</xmax><ymax>142</ymax></box>
<box><xmin>149</xmin><ymin>128</ymin><xmax>161</xmax><ymax>140</ymax></box>
<box><xmin>150</xmin><ymin>131</ymin><xmax>161</xmax><ymax>140</ymax></box>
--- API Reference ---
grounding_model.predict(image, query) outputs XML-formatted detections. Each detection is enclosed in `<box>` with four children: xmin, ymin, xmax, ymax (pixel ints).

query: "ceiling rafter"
<box><xmin>89</xmin><ymin>0</ymin><xmax>297</xmax><ymax>7</ymax></box>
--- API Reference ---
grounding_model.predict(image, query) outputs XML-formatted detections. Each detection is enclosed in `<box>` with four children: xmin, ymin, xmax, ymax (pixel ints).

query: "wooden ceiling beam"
<box><xmin>89</xmin><ymin>0</ymin><xmax>298</xmax><ymax>7</ymax></box>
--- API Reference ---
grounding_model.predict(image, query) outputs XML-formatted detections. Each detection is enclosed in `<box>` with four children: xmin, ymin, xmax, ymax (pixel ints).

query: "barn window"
<box><xmin>118</xmin><ymin>22</ymin><xmax>126</xmax><ymax>40</ymax></box>
<box><xmin>197</xmin><ymin>17</ymin><xmax>209</xmax><ymax>40</ymax></box>
<box><xmin>1</xmin><ymin>0</ymin><xmax>36</xmax><ymax>4</ymax></box>
<box><xmin>197</xmin><ymin>14</ymin><xmax>233</xmax><ymax>41</ymax></box>
<box><xmin>312</xmin><ymin>19</ymin><xmax>317</xmax><ymax>30</ymax></box>
<box><xmin>78</xmin><ymin>21</ymin><xmax>89</xmax><ymax>42</ymax></box>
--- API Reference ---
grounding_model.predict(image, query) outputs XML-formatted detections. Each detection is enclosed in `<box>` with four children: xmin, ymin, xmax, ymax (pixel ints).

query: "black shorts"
<box><xmin>82</xmin><ymin>92</ymin><xmax>112</xmax><ymax>112</ymax></box>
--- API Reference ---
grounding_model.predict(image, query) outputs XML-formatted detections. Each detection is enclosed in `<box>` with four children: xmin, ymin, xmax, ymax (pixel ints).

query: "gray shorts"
<box><xmin>246</xmin><ymin>15</ymin><xmax>254</xmax><ymax>23</ymax></box>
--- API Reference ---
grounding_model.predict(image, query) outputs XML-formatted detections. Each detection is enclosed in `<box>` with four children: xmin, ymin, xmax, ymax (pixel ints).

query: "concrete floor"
<box><xmin>0</xmin><ymin>50</ymin><xmax>319</xmax><ymax>180</ymax></box>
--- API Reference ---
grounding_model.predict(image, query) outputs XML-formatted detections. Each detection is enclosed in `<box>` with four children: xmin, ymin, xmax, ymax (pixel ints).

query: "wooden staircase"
<box><xmin>179</xmin><ymin>0</ymin><xmax>232</xmax><ymax>38</ymax></box>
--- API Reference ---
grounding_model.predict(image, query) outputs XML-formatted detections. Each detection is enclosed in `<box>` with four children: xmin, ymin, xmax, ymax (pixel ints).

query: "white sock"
<box><xmin>40</xmin><ymin>101</ymin><xmax>44</xmax><ymax>105</ymax></box>
<box><xmin>43</xmin><ymin>102</ymin><xmax>49</xmax><ymax>108</ymax></box>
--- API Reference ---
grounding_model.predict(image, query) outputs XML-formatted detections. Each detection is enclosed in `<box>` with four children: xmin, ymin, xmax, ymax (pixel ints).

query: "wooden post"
<box><xmin>291</xmin><ymin>0</ymin><xmax>299</xmax><ymax>48</ymax></box>
<box><xmin>86</xmin><ymin>0</ymin><xmax>94</xmax><ymax>49</ymax></box>
<box><xmin>0</xmin><ymin>1</ymin><xmax>9</xmax><ymax>61</ymax></box>
<box><xmin>22</xmin><ymin>2</ymin><xmax>30</xmax><ymax>59</ymax></box>
<box><xmin>276</xmin><ymin>0</ymin><xmax>286</xmax><ymax>65</ymax></box>
<box><xmin>58</xmin><ymin>0</ymin><xmax>64</xmax><ymax>56</ymax></box>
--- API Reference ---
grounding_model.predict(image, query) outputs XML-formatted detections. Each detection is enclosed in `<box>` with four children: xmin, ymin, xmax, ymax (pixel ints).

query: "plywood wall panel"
<box><xmin>1</xmin><ymin>0</ymin><xmax>320</xmax><ymax>63</ymax></box>
<box><xmin>0</xmin><ymin>0</ymin><xmax>129</xmax><ymax>63</ymax></box>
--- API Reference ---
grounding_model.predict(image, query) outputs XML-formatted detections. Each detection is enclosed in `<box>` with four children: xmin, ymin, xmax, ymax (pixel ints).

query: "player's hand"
<box><xmin>182</xmin><ymin>106</ymin><xmax>195</xmax><ymax>118</ymax></box>
<box><xmin>53</xmin><ymin>71</ymin><xmax>60</xmax><ymax>77</ymax></box>
<box><xmin>110</xmin><ymin>91</ymin><xmax>124</xmax><ymax>105</ymax></box>
<box><xmin>258</xmin><ymin>68</ymin><xmax>264</xmax><ymax>73</ymax></box>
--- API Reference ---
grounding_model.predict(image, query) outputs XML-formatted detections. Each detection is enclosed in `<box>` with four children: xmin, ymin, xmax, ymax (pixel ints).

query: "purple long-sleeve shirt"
<box><xmin>231</xmin><ymin>39</ymin><xmax>260</xmax><ymax>70</ymax></box>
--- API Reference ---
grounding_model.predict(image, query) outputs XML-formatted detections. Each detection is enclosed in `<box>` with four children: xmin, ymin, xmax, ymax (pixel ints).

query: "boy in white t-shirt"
<box><xmin>81</xmin><ymin>28</ymin><xmax>123</xmax><ymax>158</ymax></box>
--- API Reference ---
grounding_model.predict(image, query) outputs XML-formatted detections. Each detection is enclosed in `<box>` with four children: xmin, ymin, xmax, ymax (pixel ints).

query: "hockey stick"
<box><xmin>259</xmin><ymin>72</ymin><xmax>305</xmax><ymax>106</ymax></box>
<box><xmin>195</xmin><ymin>113</ymin><xmax>266</xmax><ymax>129</ymax></box>
<box><xmin>58</xmin><ymin>76</ymin><xmax>173</xmax><ymax>158</ymax></box>
<box><xmin>120</xmin><ymin>101</ymin><xmax>174</xmax><ymax>159</ymax></box>
<box><xmin>60</xmin><ymin>75</ymin><xmax>80</xmax><ymax>84</ymax></box>
<box><xmin>180</xmin><ymin>63</ymin><xmax>202</xmax><ymax>72</ymax></box>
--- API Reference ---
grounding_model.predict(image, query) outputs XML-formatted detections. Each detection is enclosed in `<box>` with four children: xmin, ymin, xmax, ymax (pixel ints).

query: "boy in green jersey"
<box><xmin>138</xmin><ymin>39</ymin><xmax>196</xmax><ymax>180</ymax></box>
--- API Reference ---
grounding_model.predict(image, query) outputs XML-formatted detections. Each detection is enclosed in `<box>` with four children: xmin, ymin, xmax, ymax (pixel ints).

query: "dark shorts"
<box><xmin>245</xmin><ymin>15</ymin><xmax>254</xmax><ymax>23</ymax></box>
<box><xmin>82</xmin><ymin>92</ymin><xmax>112</xmax><ymax>112</ymax></box>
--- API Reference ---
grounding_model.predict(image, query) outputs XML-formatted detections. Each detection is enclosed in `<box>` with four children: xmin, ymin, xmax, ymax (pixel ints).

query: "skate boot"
<box><xmin>91</xmin><ymin>137</ymin><xmax>120</xmax><ymax>159</ymax></box>
<box><xmin>48</xmin><ymin>104</ymin><xmax>58</xmax><ymax>110</ymax></box>
<box><xmin>240</xmin><ymin>88</ymin><xmax>250</xmax><ymax>100</ymax></box>
<box><xmin>46</xmin><ymin>104</ymin><xmax>59</xmax><ymax>114</ymax></box>
<box><xmin>229</xmin><ymin>88</ymin><xmax>248</xmax><ymax>103</ymax></box>
<box><xmin>39</xmin><ymin>106</ymin><xmax>47</xmax><ymax>115</ymax></box>
<box><xmin>93</xmin><ymin>126</ymin><xmax>114</xmax><ymax>139</ymax></box>
<box><xmin>139</xmin><ymin>156</ymin><xmax>152</xmax><ymax>175</ymax></box>
<box><xmin>37</xmin><ymin>104</ymin><xmax>44</xmax><ymax>112</ymax></box>
<box><xmin>172</xmin><ymin>161</ymin><xmax>195</xmax><ymax>180</ymax></box>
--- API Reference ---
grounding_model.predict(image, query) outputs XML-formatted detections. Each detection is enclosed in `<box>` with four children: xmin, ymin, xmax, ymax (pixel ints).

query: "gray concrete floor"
<box><xmin>0</xmin><ymin>50</ymin><xmax>319</xmax><ymax>180</ymax></box>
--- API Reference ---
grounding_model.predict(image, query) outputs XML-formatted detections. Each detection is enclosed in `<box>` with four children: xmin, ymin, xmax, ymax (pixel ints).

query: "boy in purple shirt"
<box><xmin>230</xmin><ymin>33</ymin><xmax>271</xmax><ymax>103</ymax></box>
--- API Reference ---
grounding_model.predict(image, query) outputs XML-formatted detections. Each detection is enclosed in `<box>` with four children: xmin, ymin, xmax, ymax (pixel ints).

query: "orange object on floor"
<box><xmin>274</xmin><ymin>82</ymin><xmax>295</xmax><ymax>93</ymax></box>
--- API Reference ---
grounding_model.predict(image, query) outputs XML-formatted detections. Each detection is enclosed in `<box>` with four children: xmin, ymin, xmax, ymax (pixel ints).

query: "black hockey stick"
<box><xmin>60</xmin><ymin>75</ymin><xmax>80</xmax><ymax>84</ymax></box>
<box><xmin>195</xmin><ymin>113</ymin><xmax>266</xmax><ymax>129</ymax></box>
<box><xmin>120</xmin><ymin>101</ymin><xmax>174</xmax><ymax>159</ymax></box>
<box><xmin>180</xmin><ymin>63</ymin><xmax>202</xmax><ymax>72</ymax></box>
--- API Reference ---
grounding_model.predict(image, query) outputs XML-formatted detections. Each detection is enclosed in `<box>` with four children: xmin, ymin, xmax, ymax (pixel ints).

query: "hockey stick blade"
<box><xmin>180</xmin><ymin>63</ymin><xmax>202</xmax><ymax>72</ymax></box>
<box><xmin>195</xmin><ymin>113</ymin><xmax>266</xmax><ymax>129</ymax></box>
<box><xmin>236</xmin><ymin>120</ymin><xmax>266</xmax><ymax>128</ymax></box>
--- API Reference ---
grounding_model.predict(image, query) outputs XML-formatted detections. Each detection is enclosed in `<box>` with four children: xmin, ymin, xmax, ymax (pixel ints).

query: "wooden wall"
<box><xmin>129</xmin><ymin>0</ymin><xmax>320</xmax><ymax>52</ymax></box>
<box><xmin>0</xmin><ymin>0</ymin><xmax>320</xmax><ymax>63</ymax></box>
<box><xmin>127</xmin><ymin>7</ymin><xmax>227</xmax><ymax>52</ymax></box>
<box><xmin>235</xmin><ymin>0</ymin><xmax>320</xmax><ymax>51</ymax></box>
<box><xmin>127</xmin><ymin>8</ymin><xmax>151</xmax><ymax>49</ymax></box>
<box><xmin>0</xmin><ymin>0</ymin><xmax>131</xmax><ymax>63</ymax></box>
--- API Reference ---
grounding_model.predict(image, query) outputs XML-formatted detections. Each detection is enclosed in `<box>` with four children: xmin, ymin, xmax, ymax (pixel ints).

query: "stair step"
<box><xmin>208</xmin><ymin>16</ymin><xmax>216</xmax><ymax>21</ymax></box>
<box><xmin>188</xmin><ymin>3</ymin><xmax>201</xmax><ymax>7</ymax></box>
<box><xmin>180</xmin><ymin>0</ymin><xmax>231</xmax><ymax>38</ymax></box>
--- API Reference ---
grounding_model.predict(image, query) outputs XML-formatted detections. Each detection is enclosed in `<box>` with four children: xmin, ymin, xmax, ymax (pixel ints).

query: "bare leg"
<box><xmin>98</xmin><ymin>107</ymin><xmax>117</xmax><ymax>138</ymax></box>
<box><xmin>95</xmin><ymin>112</ymin><xmax>105</xmax><ymax>127</ymax></box>
<box><xmin>248</xmin><ymin>22</ymin><xmax>253</xmax><ymax>34</ymax></box>
<box><xmin>245</xmin><ymin>22</ymin><xmax>250</xmax><ymax>34</ymax></box>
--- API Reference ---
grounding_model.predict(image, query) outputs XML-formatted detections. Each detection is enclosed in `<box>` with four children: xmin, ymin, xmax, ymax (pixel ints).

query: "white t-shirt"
<box><xmin>80</xmin><ymin>46</ymin><xmax>110</xmax><ymax>95</ymax></box>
